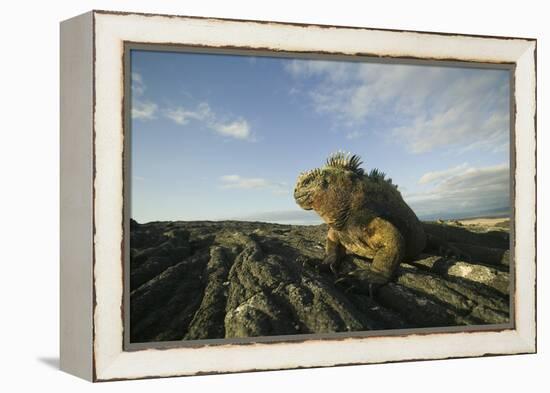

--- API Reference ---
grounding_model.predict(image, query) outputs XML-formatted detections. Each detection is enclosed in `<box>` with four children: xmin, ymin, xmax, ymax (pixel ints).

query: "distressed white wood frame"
<box><xmin>61</xmin><ymin>10</ymin><xmax>536</xmax><ymax>382</ymax></box>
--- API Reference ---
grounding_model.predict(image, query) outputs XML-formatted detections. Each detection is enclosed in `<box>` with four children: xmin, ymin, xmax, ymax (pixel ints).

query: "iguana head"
<box><xmin>295</xmin><ymin>152</ymin><xmax>400</xmax><ymax>229</ymax></box>
<box><xmin>294</xmin><ymin>152</ymin><xmax>364</xmax><ymax>221</ymax></box>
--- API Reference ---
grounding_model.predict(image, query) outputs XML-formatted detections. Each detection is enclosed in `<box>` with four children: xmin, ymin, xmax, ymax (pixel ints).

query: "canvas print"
<box><xmin>127</xmin><ymin>49</ymin><xmax>512</xmax><ymax>344</ymax></box>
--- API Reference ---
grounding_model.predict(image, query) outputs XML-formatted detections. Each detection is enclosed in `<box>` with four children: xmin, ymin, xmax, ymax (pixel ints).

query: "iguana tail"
<box><xmin>422</xmin><ymin>223</ymin><xmax>472</xmax><ymax>261</ymax></box>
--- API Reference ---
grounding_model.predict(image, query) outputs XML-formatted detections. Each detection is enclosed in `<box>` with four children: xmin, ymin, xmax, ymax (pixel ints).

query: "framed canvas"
<box><xmin>60</xmin><ymin>10</ymin><xmax>537</xmax><ymax>382</ymax></box>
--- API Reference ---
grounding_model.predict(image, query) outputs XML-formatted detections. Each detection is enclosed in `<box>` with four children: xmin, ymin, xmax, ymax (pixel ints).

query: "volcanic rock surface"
<box><xmin>129</xmin><ymin>218</ymin><xmax>511</xmax><ymax>343</ymax></box>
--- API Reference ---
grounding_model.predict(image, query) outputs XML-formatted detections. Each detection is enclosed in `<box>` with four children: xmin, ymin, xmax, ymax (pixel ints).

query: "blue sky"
<box><xmin>130</xmin><ymin>49</ymin><xmax>511</xmax><ymax>224</ymax></box>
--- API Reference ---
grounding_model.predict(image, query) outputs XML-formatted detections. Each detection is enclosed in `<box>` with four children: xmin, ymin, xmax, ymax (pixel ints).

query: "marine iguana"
<box><xmin>294</xmin><ymin>152</ymin><xmax>429</xmax><ymax>292</ymax></box>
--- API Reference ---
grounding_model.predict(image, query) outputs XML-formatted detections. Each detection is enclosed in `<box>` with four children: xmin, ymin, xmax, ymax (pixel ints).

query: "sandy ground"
<box><xmin>454</xmin><ymin>217</ymin><xmax>510</xmax><ymax>227</ymax></box>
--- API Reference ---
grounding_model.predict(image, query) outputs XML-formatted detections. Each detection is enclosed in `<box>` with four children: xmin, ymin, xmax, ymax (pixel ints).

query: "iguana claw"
<box><xmin>335</xmin><ymin>270</ymin><xmax>384</xmax><ymax>298</ymax></box>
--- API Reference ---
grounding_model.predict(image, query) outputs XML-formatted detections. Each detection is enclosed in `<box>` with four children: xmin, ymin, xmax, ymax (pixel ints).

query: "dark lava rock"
<box><xmin>129</xmin><ymin>220</ymin><xmax>511</xmax><ymax>343</ymax></box>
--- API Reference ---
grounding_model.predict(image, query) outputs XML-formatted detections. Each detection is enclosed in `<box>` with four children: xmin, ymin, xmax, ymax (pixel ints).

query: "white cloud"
<box><xmin>131</xmin><ymin>72</ymin><xmax>158</xmax><ymax>121</ymax></box>
<box><xmin>163</xmin><ymin>102</ymin><xmax>213</xmax><ymax>125</ymax></box>
<box><xmin>284</xmin><ymin>60</ymin><xmax>510</xmax><ymax>154</ymax></box>
<box><xmin>212</xmin><ymin>119</ymin><xmax>251</xmax><ymax>140</ymax></box>
<box><xmin>130</xmin><ymin>72</ymin><xmax>253</xmax><ymax>140</ymax></box>
<box><xmin>132</xmin><ymin>72</ymin><xmax>145</xmax><ymax>97</ymax></box>
<box><xmin>132</xmin><ymin>100</ymin><xmax>157</xmax><ymax>120</ymax></box>
<box><xmin>220</xmin><ymin>175</ymin><xmax>269</xmax><ymax>189</ymax></box>
<box><xmin>418</xmin><ymin>163</ymin><xmax>469</xmax><ymax>185</ymax></box>
<box><xmin>405</xmin><ymin>163</ymin><xmax>510</xmax><ymax>218</ymax></box>
<box><xmin>164</xmin><ymin>102</ymin><xmax>254</xmax><ymax>141</ymax></box>
<box><xmin>220</xmin><ymin>175</ymin><xmax>288</xmax><ymax>194</ymax></box>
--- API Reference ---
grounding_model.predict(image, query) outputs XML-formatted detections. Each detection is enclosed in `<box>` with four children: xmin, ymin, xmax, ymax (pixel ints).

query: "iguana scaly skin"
<box><xmin>294</xmin><ymin>152</ymin><xmax>426</xmax><ymax>286</ymax></box>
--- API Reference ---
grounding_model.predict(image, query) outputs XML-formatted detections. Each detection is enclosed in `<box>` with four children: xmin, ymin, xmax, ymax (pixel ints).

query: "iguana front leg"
<box><xmin>337</xmin><ymin>218</ymin><xmax>405</xmax><ymax>295</ymax></box>
<box><xmin>323</xmin><ymin>227</ymin><xmax>345</xmax><ymax>274</ymax></box>
<box><xmin>365</xmin><ymin>218</ymin><xmax>405</xmax><ymax>284</ymax></box>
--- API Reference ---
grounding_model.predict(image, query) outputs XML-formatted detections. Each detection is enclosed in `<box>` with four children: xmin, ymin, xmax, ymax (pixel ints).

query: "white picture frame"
<box><xmin>60</xmin><ymin>10</ymin><xmax>536</xmax><ymax>382</ymax></box>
